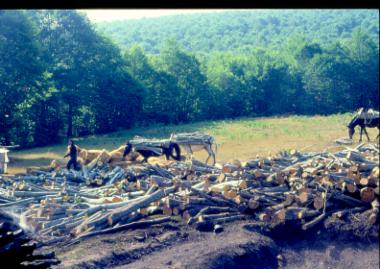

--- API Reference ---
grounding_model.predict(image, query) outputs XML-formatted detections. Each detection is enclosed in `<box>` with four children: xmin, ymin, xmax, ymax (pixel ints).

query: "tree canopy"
<box><xmin>95</xmin><ymin>10</ymin><xmax>379</xmax><ymax>54</ymax></box>
<box><xmin>0</xmin><ymin>9</ymin><xmax>378</xmax><ymax>147</ymax></box>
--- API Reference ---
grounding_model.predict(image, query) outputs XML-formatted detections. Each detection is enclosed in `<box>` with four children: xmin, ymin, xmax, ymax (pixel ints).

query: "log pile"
<box><xmin>0</xmin><ymin>143</ymin><xmax>378</xmax><ymax>244</ymax></box>
<box><xmin>170</xmin><ymin>131</ymin><xmax>214</xmax><ymax>145</ymax></box>
<box><xmin>130</xmin><ymin>136</ymin><xmax>170</xmax><ymax>148</ymax></box>
<box><xmin>0</xmin><ymin>209</ymin><xmax>60</xmax><ymax>268</ymax></box>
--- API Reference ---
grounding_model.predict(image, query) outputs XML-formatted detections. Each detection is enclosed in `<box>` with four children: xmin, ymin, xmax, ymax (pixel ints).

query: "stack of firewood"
<box><xmin>0</xmin><ymin>209</ymin><xmax>60</xmax><ymax>268</ymax></box>
<box><xmin>0</xmin><ymin>142</ymin><xmax>378</xmax><ymax>243</ymax></box>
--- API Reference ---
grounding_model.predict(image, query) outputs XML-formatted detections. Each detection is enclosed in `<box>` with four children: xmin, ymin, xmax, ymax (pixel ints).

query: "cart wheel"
<box><xmin>169</xmin><ymin>142</ymin><xmax>181</xmax><ymax>161</ymax></box>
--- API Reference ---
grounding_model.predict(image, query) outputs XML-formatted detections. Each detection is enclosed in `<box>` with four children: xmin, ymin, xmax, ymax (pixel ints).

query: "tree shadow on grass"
<box><xmin>7</xmin><ymin>157</ymin><xmax>56</xmax><ymax>174</ymax></box>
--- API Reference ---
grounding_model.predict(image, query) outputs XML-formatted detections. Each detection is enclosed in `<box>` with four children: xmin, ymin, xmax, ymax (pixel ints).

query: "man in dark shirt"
<box><xmin>64</xmin><ymin>140</ymin><xmax>78</xmax><ymax>170</ymax></box>
<box><xmin>122</xmin><ymin>141</ymin><xmax>132</xmax><ymax>161</ymax></box>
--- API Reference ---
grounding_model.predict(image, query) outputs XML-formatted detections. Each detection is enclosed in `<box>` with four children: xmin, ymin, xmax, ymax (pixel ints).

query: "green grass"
<box><xmin>7</xmin><ymin>112</ymin><xmax>379</xmax><ymax>174</ymax></box>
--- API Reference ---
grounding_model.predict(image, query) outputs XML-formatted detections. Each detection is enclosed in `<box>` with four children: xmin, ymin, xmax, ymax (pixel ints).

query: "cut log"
<box><xmin>248</xmin><ymin>198</ymin><xmax>260</xmax><ymax>210</ymax></box>
<box><xmin>331</xmin><ymin>207</ymin><xmax>366</xmax><ymax>220</ymax></box>
<box><xmin>210</xmin><ymin>180</ymin><xmax>241</xmax><ymax>193</ymax></box>
<box><xmin>358</xmin><ymin>163</ymin><xmax>378</xmax><ymax>172</ymax></box>
<box><xmin>276</xmin><ymin>173</ymin><xmax>285</xmax><ymax>185</ymax></box>
<box><xmin>347</xmin><ymin>150</ymin><xmax>371</xmax><ymax>163</ymax></box>
<box><xmin>86</xmin><ymin>154</ymin><xmax>102</xmax><ymax>171</ymax></box>
<box><xmin>371</xmin><ymin>167</ymin><xmax>379</xmax><ymax>179</ymax></box>
<box><xmin>98</xmin><ymin>186</ymin><xmax>176</xmax><ymax>227</ymax></box>
<box><xmin>238</xmin><ymin>180</ymin><xmax>248</xmax><ymax>189</ymax></box>
<box><xmin>297</xmin><ymin>208</ymin><xmax>320</xmax><ymax>219</ymax></box>
<box><xmin>331</xmin><ymin>192</ymin><xmax>367</xmax><ymax>207</ymax></box>
<box><xmin>75</xmin><ymin>217</ymin><xmax>172</xmax><ymax>241</ymax></box>
<box><xmin>20</xmin><ymin>259</ymin><xmax>60</xmax><ymax>268</ymax></box>
<box><xmin>196</xmin><ymin>214</ymin><xmax>245</xmax><ymax>229</ymax></box>
<box><xmin>302</xmin><ymin>213</ymin><xmax>326</xmax><ymax>230</ymax></box>
<box><xmin>360</xmin><ymin>187</ymin><xmax>375</xmax><ymax>203</ymax></box>
<box><xmin>346</xmin><ymin>181</ymin><xmax>358</xmax><ymax>193</ymax></box>
<box><xmin>217</xmin><ymin>173</ymin><xmax>226</xmax><ymax>183</ymax></box>
<box><xmin>258</xmin><ymin>213</ymin><xmax>271</xmax><ymax>222</ymax></box>
<box><xmin>253</xmin><ymin>169</ymin><xmax>263</xmax><ymax>178</ymax></box>
<box><xmin>359</xmin><ymin>177</ymin><xmax>369</xmax><ymax>187</ymax></box>
<box><xmin>189</xmin><ymin>187</ymin><xmax>236</xmax><ymax>207</ymax></box>
<box><xmin>234</xmin><ymin>195</ymin><xmax>247</xmax><ymax>205</ymax></box>
<box><xmin>313</xmin><ymin>196</ymin><xmax>324</xmax><ymax>210</ymax></box>
<box><xmin>198</xmin><ymin>212</ymin><xmax>240</xmax><ymax>222</ymax></box>
<box><xmin>223</xmin><ymin>189</ymin><xmax>238</xmax><ymax>199</ymax></box>
<box><xmin>182</xmin><ymin>210</ymin><xmax>192</xmax><ymax>222</ymax></box>
<box><xmin>0</xmin><ymin>198</ymin><xmax>35</xmax><ymax>208</ymax></box>
<box><xmin>222</xmin><ymin>164</ymin><xmax>239</xmax><ymax>173</ymax></box>
<box><xmin>369</xmin><ymin>199</ymin><xmax>379</xmax><ymax>225</ymax></box>
<box><xmin>296</xmin><ymin>188</ymin><xmax>309</xmax><ymax>205</ymax></box>
<box><xmin>150</xmin><ymin>175</ymin><xmax>171</xmax><ymax>188</ymax></box>
<box><xmin>273</xmin><ymin>207</ymin><xmax>318</xmax><ymax>221</ymax></box>
<box><xmin>265</xmin><ymin>198</ymin><xmax>294</xmax><ymax>214</ymax></box>
<box><xmin>98</xmin><ymin>150</ymin><xmax>112</xmax><ymax>164</ymax></box>
<box><xmin>172</xmin><ymin>207</ymin><xmax>180</xmax><ymax>216</ymax></box>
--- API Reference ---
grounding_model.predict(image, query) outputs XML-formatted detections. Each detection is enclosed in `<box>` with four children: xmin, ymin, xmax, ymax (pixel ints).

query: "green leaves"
<box><xmin>0</xmin><ymin>10</ymin><xmax>378</xmax><ymax>148</ymax></box>
<box><xmin>94</xmin><ymin>10</ymin><xmax>379</xmax><ymax>55</ymax></box>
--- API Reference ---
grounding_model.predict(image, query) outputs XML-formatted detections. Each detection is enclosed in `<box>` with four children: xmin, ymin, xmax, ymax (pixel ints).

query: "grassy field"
<box><xmin>6</xmin><ymin>113</ymin><xmax>379</xmax><ymax>174</ymax></box>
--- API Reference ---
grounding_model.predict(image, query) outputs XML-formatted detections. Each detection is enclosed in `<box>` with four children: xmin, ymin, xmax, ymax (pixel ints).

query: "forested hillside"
<box><xmin>95</xmin><ymin>10</ymin><xmax>379</xmax><ymax>54</ymax></box>
<box><xmin>0</xmin><ymin>10</ymin><xmax>379</xmax><ymax>148</ymax></box>
<box><xmin>0</xmin><ymin>10</ymin><xmax>144</xmax><ymax>147</ymax></box>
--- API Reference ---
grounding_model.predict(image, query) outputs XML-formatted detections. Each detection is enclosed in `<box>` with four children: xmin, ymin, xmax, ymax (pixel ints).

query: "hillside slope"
<box><xmin>95</xmin><ymin>9</ymin><xmax>379</xmax><ymax>54</ymax></box>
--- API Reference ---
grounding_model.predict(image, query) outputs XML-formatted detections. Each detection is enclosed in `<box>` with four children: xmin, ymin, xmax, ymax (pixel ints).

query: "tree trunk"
<box><xmin>67</xmin><ymin>104</ymin><xmax>73</xmax><ymax>137</ymax></box>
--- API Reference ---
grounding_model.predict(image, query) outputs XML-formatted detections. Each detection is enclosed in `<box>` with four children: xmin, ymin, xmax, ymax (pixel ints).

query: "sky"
<box><xmin>81</xmin><ymin>9</ymin><xmax>252</xmax><ymax>22</ymax></box>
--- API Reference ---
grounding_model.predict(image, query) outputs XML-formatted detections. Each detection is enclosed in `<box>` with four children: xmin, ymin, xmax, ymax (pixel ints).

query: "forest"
<box><xmin>0</xmin><ymin>9</ymin><xmax>379</xmax><ymax>148</ymax></box>
<box><xmin>95</xmin><ymin>9</ymin><xmax>379</xmax><ymax>54</ymax></box>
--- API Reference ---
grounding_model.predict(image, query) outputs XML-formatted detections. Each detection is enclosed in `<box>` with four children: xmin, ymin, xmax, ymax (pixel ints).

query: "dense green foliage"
<box><xmin>1</xmin><ymin>10</ymin><xmax>143</xmax><ymax>147</ymax></box>
<box><xmin>0</xmin><ymin>10</ymin><xmax>378</xmax><ymax>148</ymax></box>
<box><xmin>95</xmin><ymin>10</ymin><xmax>379</xmax><ymax>54</ymax></box>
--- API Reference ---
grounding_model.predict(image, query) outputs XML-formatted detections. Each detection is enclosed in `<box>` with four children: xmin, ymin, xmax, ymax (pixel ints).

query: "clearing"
<box><xmin>7</xmin><ymin>113</ymin><xmax>378</xmax><ymax>174</ymax></box>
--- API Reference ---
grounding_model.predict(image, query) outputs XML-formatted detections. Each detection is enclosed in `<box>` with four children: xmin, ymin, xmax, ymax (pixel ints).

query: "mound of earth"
<box><xmin>49</xmin><ymin>220</ymin><xmax>379</xmax><ymax>269</ymax></box>
<box><xmin>51</xmin><ymin>221</ymin><xmax>279</xmax><ymax>269</ymax></box>
<box><xmin>122</xmin><ymin>224</ymin><xmax>278</xmax><ymax>269</ymax></box>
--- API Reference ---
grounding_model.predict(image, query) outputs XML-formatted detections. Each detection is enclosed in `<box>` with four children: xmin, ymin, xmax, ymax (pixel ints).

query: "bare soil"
<box><xmin>48</xmin><ymin>219</ymin><xmax>379</xmax><ymax>269</ymax></box>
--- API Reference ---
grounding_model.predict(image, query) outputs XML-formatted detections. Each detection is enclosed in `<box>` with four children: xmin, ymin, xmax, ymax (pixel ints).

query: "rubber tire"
<box><xmin>169</xmin><ymin>142</ymin><xmax>181</xmax><ymax>161</ymax></box>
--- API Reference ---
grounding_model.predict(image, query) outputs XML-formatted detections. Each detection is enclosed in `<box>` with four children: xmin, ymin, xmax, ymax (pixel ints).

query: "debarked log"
<box><xmin>85</xmin><ymin>186</ymin><xmax>176</xmax><ymax>229</ymax></box>
<box><xmin>75</xmin><ymin>216</ymin><xmax>172</xmax><ymax>241</ymax></box>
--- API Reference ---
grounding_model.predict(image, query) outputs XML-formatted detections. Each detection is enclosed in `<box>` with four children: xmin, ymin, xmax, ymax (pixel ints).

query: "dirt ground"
<box><xmin>48</xmin><ymin>219</ymin><xmax>379</xmax><ymax>269</ymax></box>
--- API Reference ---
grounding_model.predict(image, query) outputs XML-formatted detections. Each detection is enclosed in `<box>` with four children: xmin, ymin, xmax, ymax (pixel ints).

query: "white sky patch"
<box><xmin>80</xmin><ymin>9</ymin><xmax>256</xmax><ymax>22</ymax></box>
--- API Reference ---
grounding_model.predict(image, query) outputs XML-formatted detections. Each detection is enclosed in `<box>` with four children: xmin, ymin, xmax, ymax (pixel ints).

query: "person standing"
<box><xmin>64</xmin><ymin>140</ymin><xmax>78</xmax><ymax>170</ymax></box>
<box><xmin>122</xmin><ymin>141</ymin><xmax>132</xmax><ymax>161</ymax></box>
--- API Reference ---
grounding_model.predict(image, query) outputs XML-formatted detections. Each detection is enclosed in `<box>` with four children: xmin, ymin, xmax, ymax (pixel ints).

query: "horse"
<box><xmin>122</xmin><ymin>141</ymin><xmax>181</xmax><ymax>163</ymax></box>
<box><xmin>348</xmin><ymin>108</ymin><xmax>380</xmax><ymax>142</ymax></box>
<box><xmin>170</xmin><ymin>132</ymin><xmax>218</xmax><ymax>166</ymax></box>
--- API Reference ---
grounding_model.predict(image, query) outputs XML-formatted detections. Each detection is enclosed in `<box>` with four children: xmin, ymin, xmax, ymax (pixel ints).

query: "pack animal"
<box><xmin>348</xmin><ymin>108</ymin><xmax>379</xmax><ymax>142</ymax></box>
<box><xmin>170</xmin><ymin>132</ymin><xmax>217</xmax><ymax>166</ymax></box>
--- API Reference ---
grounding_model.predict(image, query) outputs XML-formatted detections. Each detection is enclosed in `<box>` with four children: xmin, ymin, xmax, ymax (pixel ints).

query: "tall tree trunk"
<box><xmin>1</xmin><ymin>110</ymin><xmax>12</xmax><ymax>145</ymax></box>
<box><xmin>67</xmin><ymin>104</ymin><xmax>73</xmax><ymax>137</ymax></box>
